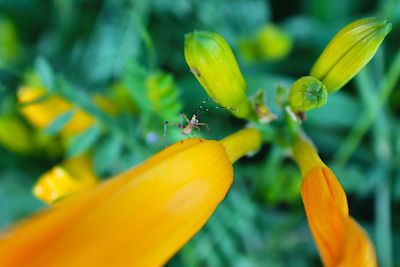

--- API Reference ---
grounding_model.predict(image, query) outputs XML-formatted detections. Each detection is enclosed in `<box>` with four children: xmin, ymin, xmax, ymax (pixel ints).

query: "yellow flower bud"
<box><xmin>255</xmin><ymin>24</ymin><xmax>292</xmax><ymax>61</ymax></box>
<box><xmin>289</xmin><ymin>76</ymin><xmax>327</xmax><ymax>112</ymax></box>
<box><xmin>33</xmin><ymin>155</ymin><xmax>99</xmax><ymax>204</ymax></box>
<box><xmin>184</xmin><ymin>31</ymin><xmax>252</xmax><ymax>119</ymax></box>
<box><xmin>311</xmin><ymin>18</ymin><xmax>391</xmax><ymax>93</ymax></box>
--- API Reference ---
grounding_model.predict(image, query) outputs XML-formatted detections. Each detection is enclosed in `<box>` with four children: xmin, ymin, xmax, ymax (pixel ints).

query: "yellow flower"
<box><xmin>92</xmin><ymin>94</ymin><xmax>119</xmax><ymax>115</ymax></box>
<box><xmin>109</xmin><ymin>81</ymin><xmax>138</xmax><ymax>113</ymax></box>
<box><xmin>239</xmin><ymin>24</ymin><xmax>292</xmax><ymax>62</ymax></box>
<box><xmin>184</xmin><ymin>31</ymin><xmax>252</xmax><ymax>119</ymax></box>
<box><xmin>18</xmin><ymin>85</ymin><xmax>94</xmax><ymax>137</ymax></box>
<box><xmin>255</xmin><ymin>24</ymin><xmax>292</xmax><ymax>61</ymax></box>
<box><xmin>33</xmin><ymin>155</ymin><xmax>99</xmax><ymax>204</ymax></box>
<box><xmin>0</xmin><ymin>114</ymin><xmax>33</xmax><ymax>154</ymax></box>
<box><xmin>0</xmin><ymin>128</ymin><xmax>260</xmax><ymax>267</ymax></box>
<box><xmin>311</xmin><ymin>18</ymin><xmax>391</xmax><ymax>93</ymax></box>
<box><xmin>292</xmin><ymin>135</ymin><xmax>377</xmax><ymax>267</ymax></box>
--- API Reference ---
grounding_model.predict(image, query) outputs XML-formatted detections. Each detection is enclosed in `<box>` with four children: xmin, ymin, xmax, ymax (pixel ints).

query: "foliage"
<box><xmin>0</xmin><ymin>0</ymin><xmax>399</xmax><ymax>266</ymax></box>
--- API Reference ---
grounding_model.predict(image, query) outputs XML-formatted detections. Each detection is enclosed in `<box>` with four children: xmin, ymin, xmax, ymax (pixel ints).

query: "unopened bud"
<box><xmin>184</xmin><ymin>30</ymin><xmax>252</xmax><ymax>119</ymax></box>
<box><xmin>311</xmin><ymin>18</ymin><xmax>391</xmax><ymax>93</ymax></box>
<box><xmin>289</xmin><ymin>76</ymin><xmax>327</xmax><ymax>112</ymax></box>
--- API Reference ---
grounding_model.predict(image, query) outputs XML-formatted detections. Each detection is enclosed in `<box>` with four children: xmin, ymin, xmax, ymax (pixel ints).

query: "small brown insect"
<box><xmin>163</xmin><ymin>98</ymin><xmax>238</xmax><ymax>146</ymax></box>
<box><xmin>164</xmin><ymin>113</ymin><xmax>209</xmax><ymax>146</ymax></box>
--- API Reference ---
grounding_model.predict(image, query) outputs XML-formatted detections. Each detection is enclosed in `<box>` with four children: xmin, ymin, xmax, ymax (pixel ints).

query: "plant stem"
<box><xmin>333</xmin><ymin>49</ymin><xmax>400</xmax><ymax>168</ymax></box>
<box><xmin>350</xmin><ymin>58</ymin><xmax>393</xmax><ymax>266</ymax></box>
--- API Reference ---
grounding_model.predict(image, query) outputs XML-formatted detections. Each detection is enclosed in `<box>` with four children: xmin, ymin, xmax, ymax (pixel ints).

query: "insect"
<box><xmin>163</xmin><ymin>98</ymin><xmax>237</xmax><ymax>146</ymax></box>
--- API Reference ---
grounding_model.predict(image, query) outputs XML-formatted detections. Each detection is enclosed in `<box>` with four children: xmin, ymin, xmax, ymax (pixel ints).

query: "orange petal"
<box><xmin>0</xmin><ymin>139</ymin><xmax>233</xmax><ymax>267</ymax></box>
<box><xmin>301</xmin><ymin>166</ymin><xmax>376</xmax><ymax>267</ymax></box>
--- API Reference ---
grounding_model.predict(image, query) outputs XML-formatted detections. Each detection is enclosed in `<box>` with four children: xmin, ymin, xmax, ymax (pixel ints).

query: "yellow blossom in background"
<box><xmin>109</xmin><ymin>81</ymin><xmax>138</xmax><ymax>114</ymax></box>
<box><xmin>311</xmin><ymin>18</ymin><xmax>391</xmax><ymax>93</ymax></box>
<box><xmin>92</xmin><ymin>93</ymin><xmax>119</xmax><ymax>116</ymax></box>
<box><xmin>239</xmin><ymin>24</ymin><xmax>292</xmax><ymax>62</ymax></box>
<box><xmin>93</xmin><ymin>82</ymin><xmax>139</xmax><ymax>116</ymax></box>
<box><xmin>0</xmin><ymin>114</ymin><xmax>33</xmax><ymax>154</ymax></box>
<box><xmin>0</xmin><ymin>112</ymin><xmax>62</xmax><ymax>157</ymax></box>
<box><xmin>0</xmin><ymin>128</ymin><xmax>261</xmax><ymax>267</ymax></box>
<box><xmin>292</xmin><ymin>135</ymin><xmax>377</xmax><ymax>267</ymax></box>
<box><xmin>33</xmin><ymin>154</ymin><xmax>99</xmax><ymax>204</ymax></box>
<box><xmin>255</xmin><ymin>24</ymin><xmax>292</xmax><ymax>61</ymax></box>
<box><xmin>184</xmin><ymin>30</ymin><xmax>252</xmax><ymax>119</ymax></box>
<box><xmin>18</xmin><ymin>85</ymin><xmax>94</xmax><ymax>137</ymax></box>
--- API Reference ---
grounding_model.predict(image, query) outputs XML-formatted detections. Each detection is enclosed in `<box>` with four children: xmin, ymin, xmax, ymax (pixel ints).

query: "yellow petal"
<box><xmin>92</xmin><ymin>94</ymin><xmax>119</xmax><ymax>115</ymax></box>
<box><xmin>0</xmin><ymin>139</ymin><xmax>233</xmax><ymax>267</ymax></box>
<box><xmin>33</xmin><ymin>155</ymin><xmax>99</xmax><ymax>204</ymax></box>
<box><xmin>18</xmin><ymin>85</ymin><xmax>94</xmax><ymax>136</ymax></box>
<box><xmin>311</xmin><ymin>18</ymin><xmax>391</xmax><ymax>93</ymax></box>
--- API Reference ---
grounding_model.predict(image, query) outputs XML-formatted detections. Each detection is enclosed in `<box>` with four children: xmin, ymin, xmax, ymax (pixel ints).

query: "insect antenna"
<box><xmin>195</xmin><ymin>97</ymin><xmax>213</xmax><ymax>117</ymax></box>
<box><xmin>196</xmin><ymin>98</ymin><xmax>239</xmax><ymax>117</ymax></box>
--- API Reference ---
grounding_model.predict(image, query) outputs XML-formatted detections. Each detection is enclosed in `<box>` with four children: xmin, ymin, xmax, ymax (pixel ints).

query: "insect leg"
<box><xmin>164</xmin><ymin>121</ymin><xmax>179</xmax><ymax>147</ymax></box>
<box><xmin>180</xmin><ymin>113</ymin><xmax>190</xmax><ymax>123</ymax></box>
<box><xmin>196</xmin><ymin>122</ymin><xmax>210</xmax><ymax>132</ymax></box>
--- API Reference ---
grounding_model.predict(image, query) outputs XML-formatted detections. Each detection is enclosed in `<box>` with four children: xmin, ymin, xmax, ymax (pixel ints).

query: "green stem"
<box><xmin>347</xmin><ymin>56</ymin><xmax>393</xmax><ymax>266</ymax></box>
<box><xmin>333</xmin><ymin>49</ymin><xmax>400</xmax><ymax>168</ymax></box>
<box><xmin>131</xmin><ymin>12</ymin><xmax>157</xmax><ymax>70</ymax></box>
<box><xmin>375</xmin><ymin>167</ymin><xmax>393</xmax><ymax>267</ymax></box>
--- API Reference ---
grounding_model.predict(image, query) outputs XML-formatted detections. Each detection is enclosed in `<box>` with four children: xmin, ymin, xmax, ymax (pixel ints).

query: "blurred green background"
<box><xmin>0</xmin><ymin>0</ymin><xmax>399</xmax><ymax>266</ymax></box>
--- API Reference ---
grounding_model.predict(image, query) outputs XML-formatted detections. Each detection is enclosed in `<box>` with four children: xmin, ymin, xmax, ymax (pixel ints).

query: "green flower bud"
<box><xmin>184</xmin><ymin>30</ymin><xmax>252</xmax><ymax>119</ymax></box>
<box><xmin>289</xmin><ymin>76</ymin><xmax>327</xmax><ymax>112</ymax></box>
<box><xmin>311</xmin><ymin>18</ymin><xmax>391</xmax><ymax>93</ymax></box>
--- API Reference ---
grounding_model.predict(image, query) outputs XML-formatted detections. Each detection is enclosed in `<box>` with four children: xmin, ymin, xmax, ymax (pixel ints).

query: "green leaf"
<box><xmin>93</xmin><ymin>135</ymin><xmax>123</xmax><ymax>175</ymax></box>
<box><xmin>44</xmin><ymin>110</ymin><xmax>74</xmax><ymax>135</ymax></box>
<box><xmin>35</xmin><ymin>57</ymin><xmax>55</xmax><ymax>92</ymax></box>
<box><xmin>67</xmin><ymin>124</ymin><xmax>101</xmax><ymax>157</ymax></box>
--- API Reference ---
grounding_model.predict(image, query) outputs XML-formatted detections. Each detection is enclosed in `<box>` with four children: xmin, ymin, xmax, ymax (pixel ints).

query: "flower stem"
<box><xmin>291</xmin><ymin>133</ymin><xmax>325</xmax><ymax>176</ymax></box>
<box><xmin>220</xmin><ymin>128</ymin><xmax>261</xmax><ymax>163</ymax></box>
<box><xmin>333</xmin><ymin>48</ymin><xmax>400</xmax><ymax>168</ymax></box>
